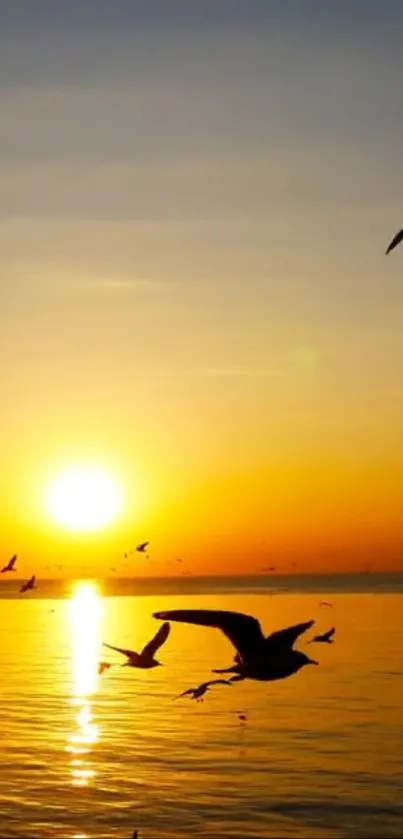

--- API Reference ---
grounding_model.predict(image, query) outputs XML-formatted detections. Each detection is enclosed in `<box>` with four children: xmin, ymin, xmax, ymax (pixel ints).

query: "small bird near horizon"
<box><xmin>385</xmin><ymin>228</ymin><xmax>403</xmax><ymax>254</ymax></box>
<box><xmin>136</xmin><ymin>541</ymin><xmax>149</xmax><ymax>554</ymax></box>
<box><xmin>20</xmin><ymin>575</ymin><xmax>36</xmax><ymax>594</ymax></box>
<box><xmin>154</xmin><ymin>609</ymin><xmax>318</xmax><ymax>683</ymax></box>
<box><xmin>103</xmin><ymin>622</ymin><xmax>170</xmax><ymax>668</ymax></box>
<box><xmin>176</xmin><ymin>678</ymin><xmax>233</xmax><ymax>702</ymax></box>
<box><xmin>98</xmin><ymin>661</ymin><xmax>112</xmax><ymax>675</ymax></box>
<box><xmin>319</xmin><ymin>601</ymin><xmax>333</xmax><ymax>608</ymax></box>
<box><xmin>310</xmin><ymin>627</ymin><xmax>335</xmax><ymax>644</ymax></box>
<box><xmin>1</xmin><ymin>554</ymin><xmax>17</xmax><ymax>573</ymax></box>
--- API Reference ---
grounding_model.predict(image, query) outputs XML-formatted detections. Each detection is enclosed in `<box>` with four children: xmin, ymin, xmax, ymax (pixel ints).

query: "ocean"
<box><xmin>0</xmin><ymin>573</ymin><xmax>402</xmax><ymax>838</ymax></box>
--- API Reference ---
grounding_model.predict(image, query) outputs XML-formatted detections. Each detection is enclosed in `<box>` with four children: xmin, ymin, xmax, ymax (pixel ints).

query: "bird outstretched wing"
<box><xmin>103</xmin><ymin>642</ymin><xmax>136</xmax><ymax>659</ymax></box>
<box><xmin>326</xmin><ymin>626</ymin><xmax>336</xmax><ymax>639</ymax></box>
<box><xmin>265</xmin><ymin>619</ymin><xmax>315</xmax><ymax>651</ymax></box>
<box><xmin>386</xmin><ymin>228</ymin><xmax>403</xmax><ymax>254</ymax></box>
<box><xmin>141</xmin><ymin>622</ymin><xmax>170</xmax><ymax>658</ymax></box>
<box><xmin>153</xmin><ymin>608</ymin><xmax>265</xmax><ymax>659</ymax></box>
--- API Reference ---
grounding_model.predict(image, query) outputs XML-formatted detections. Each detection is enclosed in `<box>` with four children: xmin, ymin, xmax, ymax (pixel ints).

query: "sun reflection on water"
<box><xmin>66</xmin><ymin>581</ymin><xmax>102</xmax><ymax>787</ymax></box>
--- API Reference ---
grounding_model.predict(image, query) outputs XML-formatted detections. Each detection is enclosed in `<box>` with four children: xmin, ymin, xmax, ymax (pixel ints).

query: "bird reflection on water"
<box><xmin>66</xmin><ymin>582</ymin><xmax>101</xmax><ymax>787</ymax></box>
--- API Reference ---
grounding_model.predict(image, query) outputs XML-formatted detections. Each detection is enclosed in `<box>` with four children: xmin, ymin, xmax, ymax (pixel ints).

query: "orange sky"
<box><xmin>1</xmin><ymin>3</ymin><xmax>403</xmax><ymax>576</ymax></box>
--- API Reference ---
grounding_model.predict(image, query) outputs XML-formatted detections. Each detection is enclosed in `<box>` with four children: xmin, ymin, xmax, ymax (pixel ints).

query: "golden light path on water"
<box><xmin>66</xmin><ymin>581</ymin><xmax>102</xmax><ymax>790</ymax></box>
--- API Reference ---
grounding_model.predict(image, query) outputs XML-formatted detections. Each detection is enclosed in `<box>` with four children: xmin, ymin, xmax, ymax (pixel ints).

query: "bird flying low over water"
<box><xmin>310</xmin><ymin>626</ymin><xmax>335</xmax><ymax>644</ymax></box>
<box><xmin>319</xmin><ymin>601</ymin><xmax>333</xmax><ymax>608</ymax></box>
<box><xmin>98</xmin><ymin>661</ymin><xmax>112</xmax><ymax>675</ymax></box>
<box><xmin>176</xmin><ymin>678</ymin><xmax>233</xmax><ymax>702</ymax></box>
<box><xmin>1</xmin><ymin>554</ymin><xmax>17</xmax><ymax>573</ymax></box>
<box><xmin>103</xmin><ymin>622</ymin><xmax>170</xmax><ymax>668</ymax></box>
<box><xmin>386</xmin><ymin>228</ymin><xmax>403</xmax><ymax>254</ymax></box>
<box><xmin>154</xmin><ymin>609</ymin><xmax>317</xmax><ymax>682</ymax></box>
<box><xmin>136</xmin><ymin>541</ymin><xmax>149</xmax><ymax>553</ymax></box>
<box><xmin>20</xmin><ymin>575</ymin><xmax>36</xmax><ymax>593</ymax></box>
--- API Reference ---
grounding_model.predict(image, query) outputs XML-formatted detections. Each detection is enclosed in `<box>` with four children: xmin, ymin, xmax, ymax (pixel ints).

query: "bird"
<box><xmin>319</xmin><ymin>601</ymin><xmax>333</xmax><ymax>608</ymax></box>
<box><xmin>153</xmin><ymin>609</ymin><xmax>317</xmax><ymax>682</ymax></box>
<box><xmin>98</xmin><ymin>661</ymin><xmax>112</xmax><ymax>675</ymax></box>
<box><xmin>103</xmin><ymin>622</ymin><xmax>170</xmax><ymax>668</ymax></box>
<box><xmin>136</xmin><ymin>541</ymin><xmax>149</xmax><ymax>553</ymax></box>
<box><xmin>385</xmin><ymin>228</ymin><xmax>403</xmax><ymax>255</ymax></box>
<box><xmin>20</xmin><ymin>575</ymin><xmax>36</xmax><ymax>594</ymax></box>
<box><xmin>309</xmin><ymin>626</ymin><xmax>335</xmax><ymax>644</ymax></box>
<box><xmin>237</xmin><ymin>711</ymin><xmax>247</xmax><ymax>724</ymax></box>
<box><xmin>176</xmin><ymin>678</ymin><xmax>233</xmax><ymax>702</ymax></box>
<box><xmin>1</xmin><ymin>554</ymin><xmax>17</xmax><ymax>573</ymax></box>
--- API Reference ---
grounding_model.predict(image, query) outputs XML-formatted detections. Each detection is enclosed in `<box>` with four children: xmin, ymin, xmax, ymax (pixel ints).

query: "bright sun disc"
<box><xmin>46</xmin><ymin>467</ymin><xmax>121</xmax><ymax>532</ymax></box>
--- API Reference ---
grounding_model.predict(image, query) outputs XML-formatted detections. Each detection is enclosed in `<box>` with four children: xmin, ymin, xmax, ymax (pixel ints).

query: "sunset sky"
<box><xmin>1</xmin><ymin>1</ymin><xmax>403</xmax><ymax>576</ymax></box>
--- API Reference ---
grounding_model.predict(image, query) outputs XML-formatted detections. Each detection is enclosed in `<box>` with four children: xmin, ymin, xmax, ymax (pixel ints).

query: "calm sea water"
<box><xmin>0</xmin><ymin>574</ymin><xmax>402</xmax><ymax>838</ymax></box>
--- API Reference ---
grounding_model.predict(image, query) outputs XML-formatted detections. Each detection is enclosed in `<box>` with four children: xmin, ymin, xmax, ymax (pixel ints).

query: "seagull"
<box><xmin>103</xmin><ymin>622</ymin><xmax>170</xmax><ymax>668</ymax></box>
<box><xmin>20</xmin><ymin>575</ymin><xmax>36</xmax><ymax>594</ymax></box>
<box><xmin>176</xmin><ymin>678</ymin><xmax>233</xmax><ymax>702</ymax></box>
<box><xmin>319</xmin><ymin>601</ymin><xmax>333</xmax><ymax>608</ymax></box>
<box><xmin>98</xmin><ymin>661</ymin><xmax>112</xmax><ymax>675</ymax></box>
<box><xmin>153</xmin><ymin>609</ymin><xmax>317</xmax><ymax>682</ymax></box>
<box><xmin>310</xmin><ymin>626</ymin><xmax>335</xmax><ymax>644</ymax></box>
<box><xmin>1</xmin><ymin>554</ymin><xmax>17</xmax><ymax>573</ymax></box>
<box><xmin>385</xmin><ymin>228</ymin><xmax>403</xmax><ymax>255</ymax></box>
<box><xmin>136</xmin><ymin>541</ymin><xmax>149</xmax><ymax>554</ymax></box>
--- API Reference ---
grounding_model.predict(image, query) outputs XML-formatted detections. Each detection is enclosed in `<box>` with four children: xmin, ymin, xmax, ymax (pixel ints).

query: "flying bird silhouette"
<box><xmin>136</xmin><ymin>541</ymin><xmax>149</xmax><ymax>553</ymax></box>
<box><xmin>310</xmin><ymin>627</ymin><xmax>335</xmax><ymax>644</ymax></box>
<box><xmin>319</xmin><ymin>601</ymin><xmax>333</xmax><ymax>608</ymax></box>
<box><xmin>20</xmin><ymin>575</ymin><xmax>36</xmax><ymax>593</ymax></box>
<box><xmin>176</xmin><ymin>678</ymin><xmax>233</xmax><ymax>702</ymax></box>
<box><xmin>103</xmin><ymin>622</ymin><xmax>170</xmax><ymax>668</ymax></box>
<box><xmin>386</xmin><ymin>228</ymin><xmax>403</xmax><ymax>255</ymax></box>
<box><xmin>1</xmin><ymin>554</ymin><xmax>17</xmax><ymax>573</ymax></box>
<box><xmin>154</xmin><ymin>609</ymin><xmax>317</xmax><ymax>682</ymax></box>
<box><xmin>98</xmin><ymin>661</ymin><xmax>112</xmax><ymax>675</ymax></box>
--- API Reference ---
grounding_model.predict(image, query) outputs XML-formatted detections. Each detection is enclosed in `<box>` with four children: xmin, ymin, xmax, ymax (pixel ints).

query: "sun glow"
<box><xmin>45</xmin><ymin>466</ymin><xmax>122</xmax><ymax>532</ymax></box>
<box><xmin>67</xmin><ymin>581</ymin><xmax>102</xmax><ymax>787</ymax></box>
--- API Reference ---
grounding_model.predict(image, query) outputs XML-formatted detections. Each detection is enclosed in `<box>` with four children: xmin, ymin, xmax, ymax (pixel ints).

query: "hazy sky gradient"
<box><xmin>1</xmin><ymin>1</ymin><xmax>403</xmax><ymax>574</ymax></box>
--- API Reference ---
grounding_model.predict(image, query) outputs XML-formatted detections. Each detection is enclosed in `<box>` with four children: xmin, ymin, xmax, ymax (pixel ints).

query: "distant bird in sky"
<box><xmin>1</xmin><ymin>554</ymin><xmax>17</xmax><ymax>573</ymax></box>
<box><xmin>20</xmin><ymin>575</ymin><xmax>36</xmax><ymax>594</ymax></box>
<box><xmin>103</xmin><ymin>622</ymin><xmax>170</xmax><ymax>668</ymax></box>
<box><xmin>319</xmin><ymin>601</ymin><xmax>333</xmax><ymax>608</ymax></box>
<box><xmin>237</xmin><ymin>712</ymin><xmax>247</xmax><ymax>724</ymax></box>
<box><xmin>136</xmin><ymin>541</ymin><xmax>149</xmax><ymax>554</ymax></box>
<box><xmin>310</xmin><ymin>627</ymin><xmax>335</xmax><ymax>644</ymax></box>
<box><xmin>385</xmin><ymin>228</ymin><xmax>403</xmax><ymax>254</ymax></box>
<box><xmin>98</xmin><ymin>661</ymin><xmax>112</xmax><ymax>675</ymax></box>
<box><xmin>176</xmin><ymin>678</ymin><xmax>233</xmax><ymax>702</ymax></box>
<box><xmin>154</xmin><ymin>609</ymin><xmax>317</xmax><ymax>682</ymax></box>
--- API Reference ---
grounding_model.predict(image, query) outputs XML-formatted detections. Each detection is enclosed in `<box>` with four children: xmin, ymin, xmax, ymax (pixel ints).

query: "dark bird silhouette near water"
<box><xmin>176</xmin><ymin>678</ymin><xmax>233</xmax><ymax>702</ymax></box>
<box><xmin>154</xmin><ymin>609</ymin><xmax>317</xmax><ymax>682</ymax></box>
<box><xmin>386</xmin><ymin>228</ymin><xmax>403</xmax><ymax>254</ymax></box>
<box><xmin>103</xmin><ymin>622</ymin><xmax>170</xmax><ymax>668</ymax></box>
<box><xmin>310</xmin><ymin>626</ymin><xmax>335</xmax><ymax>644</ymax></box>
<box><xmin>319</xmin><ymin>601</ymin><xmax>333</xmax><ymax>608</ymax></box>
<box><xmin>98</xmin><ymin>661</ymin><xmax>112</xmax><ymax>675</ymax></box>
<box><xmin>1</xmin><ymin>554</ymin><xmax>17</xmax><ymax>573</ymax></box>
<box><xmin>20</xmin><ymin>575</ymin><xmax>36</xmax><ymax>593</ymax></box>
<box><xmin>136</xmin><ymin>541</ymin><xmax>149</xmax><ymax>554</ymax></box>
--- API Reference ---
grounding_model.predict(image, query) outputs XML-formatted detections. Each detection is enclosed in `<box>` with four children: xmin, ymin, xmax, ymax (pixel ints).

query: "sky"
<box><xmin>1</xmin><ymin>0</ymin><xmax>403</xmax><ymax>576</ymax></box>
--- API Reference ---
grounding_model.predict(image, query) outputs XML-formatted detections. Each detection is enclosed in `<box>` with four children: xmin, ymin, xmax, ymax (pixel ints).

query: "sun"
<box><xmin>45</xmin><ymin>466</ymin><xmax>122</xmax><ymax>532</ymax></box>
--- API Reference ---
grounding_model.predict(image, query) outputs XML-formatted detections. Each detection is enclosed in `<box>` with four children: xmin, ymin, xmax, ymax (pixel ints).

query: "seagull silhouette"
<box><xmin>154</xmin><ymin>609</ymin><xmax>317</xmax><ymax>682</ymax></box>
<box><xmin>386</xmin><ymin>228</ymin><xmax>403</xmax><ymax>255</ymax></box>
<box><xmin>310</xmin><ymin>626</ymin><xmax>335</xmax><ymax>644</ymax></box>
<box><xmin>20</xmin><ymin>575</ymin><xmax>36</xmax><ymax>594</ymax></box>
<box><xmin>136</xmin><ymin>541</ymin><xmax>149</xmax><ymax>554</ymax></box>
<box><xmin>176</xmin><ymin>678</ymin><xmax>233</xmax><ymax>702</ymax></box>
<box><xmin>1</xmin><ymin>554</ymin><xmax>17</xmax><ymax>573</ymax></box>
<box><xmin>319</xmin><ymin>601</ymin><xmax>333</xmax><ymax>608</ymax></box>
<box><xmin>98</xmin><ymin>661</ymin><xmax>112</xmax><ymax>675</ymax></box>
<box><xmin>103</xmin><ymin>622</ymin><xmax>170</xmax><ymax>668</ymax></box>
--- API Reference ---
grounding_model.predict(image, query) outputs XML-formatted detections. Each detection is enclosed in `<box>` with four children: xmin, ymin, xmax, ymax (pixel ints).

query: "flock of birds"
<box><xmin>100</xmin><ymin>605</ymin><xmax>336</xmax><ymax>704</ymax></box>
